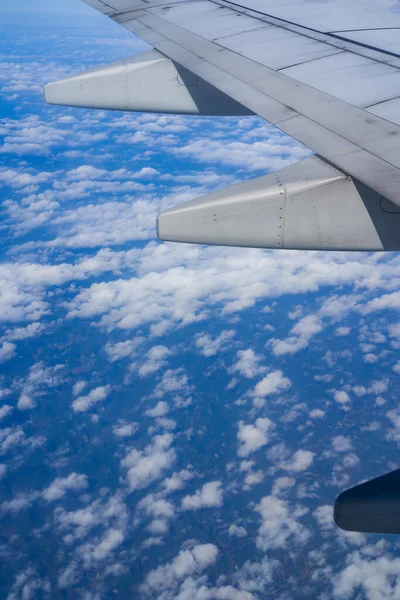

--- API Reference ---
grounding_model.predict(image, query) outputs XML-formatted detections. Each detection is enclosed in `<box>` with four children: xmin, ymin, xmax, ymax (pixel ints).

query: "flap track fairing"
<box><xmin>44</xmin><ymin>50</ymin><xmax>252</xmax><ymax>116</ymax></box>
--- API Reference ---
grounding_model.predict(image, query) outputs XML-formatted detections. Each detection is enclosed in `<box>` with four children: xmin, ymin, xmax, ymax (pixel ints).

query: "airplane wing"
<box><xmin>45</xmin><ymin>0</ymin><xmax>400</xmax><ymax>251</ymax></box>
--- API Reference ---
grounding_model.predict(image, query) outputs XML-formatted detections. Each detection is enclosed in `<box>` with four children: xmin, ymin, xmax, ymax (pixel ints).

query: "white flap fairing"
<box><xmin>158</xmin><ymin>157</ymin><xmax>400</xmax><ymax>251</ymax></box>
<box><xmin>45</xmin><ymin>50</ymin><xmax>251</xmax><ymax>116</ymax></box>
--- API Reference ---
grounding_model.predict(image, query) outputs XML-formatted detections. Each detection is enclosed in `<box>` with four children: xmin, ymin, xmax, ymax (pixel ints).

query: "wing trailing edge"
<box><xmin>157</xmin><ymin>156</ymin><xmax>400</xmax><ymax>251</ymax></box>
<box><xmin>44</xmin><ymin>50</ymin><xmax>251</xmax><ymax>116</ymax></box>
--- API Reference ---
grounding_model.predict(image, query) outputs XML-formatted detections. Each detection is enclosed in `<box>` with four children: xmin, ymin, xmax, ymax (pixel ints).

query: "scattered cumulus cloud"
<box><xmin>162</xmin><ymin>469</ymin><xmax>194</xmax><ymax>494</ymax></box>
<box><xmin>0</xmin><ymin>342</ymin><xmax>16</xmax><ymax>363</ymax></box>
<box><xmin>195</xmin><ymin>329</ymin><xmax>235</xmax><ymax>357</ymax></box>
<box><xmin>237</xmin><ymin>418</ymin><xmax>274</xmax><ymax>457</ymax></box>
<box><xmin>281</xmin><ymin>450</ymin><xmax>315</xmax><ymax>473</ymax></box>
<box><xmin>121</xmin><ymin>433</ymin><xmax>176</xmax><ymax>491</ymax></box>
<box><xmin>145</xmin><ymin>401</ymin><xmax>169</xmax><ymax>418</ymax></box>
<box><xmin>309</xmin><ymin>409</ymin><xmax>325</xmax><ymax>419</ymax></box>
<box><xmin>181</xmin><ymin>481</ymin><xmax>224</xmax><ymax>510</ymax></box>
<box><xmin>253</xmin><ymin>371</ymin><xmax>291</xmax><ymax>398</ymax></box>
<box><xmin>270</xmin><ymin>315</ymin><xmax>322</xmax><ymax>356</ymax></box>
<box><xmin>0</xmin><ymin>405</ymin><xmax>13</xmax><ymax>421</ymax></box>
<box><xmin>332</xmin><ymin>436</ymin><xmax>353</xmax><ymax>453</ymax></box>
<box><xmin>72</xmin><ymin>381</ymin><xmax>87</xmax><ymax>396</ymax></box>
<box><xmin>134</xmin><ymin>345</ymin><xmax>171</xmax><ymax>377</ymax></box>
<box><xmin>113</xmin><ymin>421</ymin><xmax>139</xmax><ymax>438</ymax></box>
<box><xmin>229</xmin><ymin>524</ymin><xmax>247</xmax><ymax>537</ymax></box>
<box><xmin>255</xmin><ymin>496</ymin><xmax>310</xmax><ymax>550</ymax></box>
<box><xmin>230</xmin><ymin>349</ymin><xmax>266</xmax><ymax>378</ymax></box>
<box><xmin>72</xmin><ymin>385</ymin><xmax>111</xmax><ymax>413</ymax></box>
<box><xmin>42</xmin><ymin>473</ymin><xmax>88</xmax><ymax>502</ymax></box>
<box><xmin>141</xmin><ymin>543</ymin><xmax>219</xmax><ymax>596</ymax></box>
<box><xmin>334</xmin><ymin>390</ymin><xmax>351</xmax><ymax>406</ymax></box>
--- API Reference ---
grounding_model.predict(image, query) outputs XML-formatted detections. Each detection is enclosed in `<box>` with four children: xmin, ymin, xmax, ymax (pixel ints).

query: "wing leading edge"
<box><xmin>44</xmin><ymin>0</ymin><xmax>400</xmax><ymax>251</ymax></box>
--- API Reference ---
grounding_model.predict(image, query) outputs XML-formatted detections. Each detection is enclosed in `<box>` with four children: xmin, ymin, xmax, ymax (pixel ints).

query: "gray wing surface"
<box><xmin>45</xmin><ymin>0</ymin><xmax>400</xmax><ymax>250</ymax></box>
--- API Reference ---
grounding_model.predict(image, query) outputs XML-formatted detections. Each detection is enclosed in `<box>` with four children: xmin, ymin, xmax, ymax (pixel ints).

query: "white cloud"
<box><xmin>335</xmin><ymin>327</ymin><xmax>351</xmax><ymax>336</ymax></box>
<box><xmin>270</xmin><ymin>336</ymin><xmax>308</xmax><ymax>356</ymax></box>
<box><xmin>255</xmin><ymin>496</ymin><xmax>310</xmax><ymax>550</ymax></box>
<box><xmin>1</xmin><ymin>491</ymin><xmax>41</xmax><ymax>514</ymax></box>
<box><xmin>271</xmin><ymin>314</ymin><xmax>322</xmax><ymax>356</ymax></box>
<box><xmin>72</xmin><ymin>385</ymin><xmax>111</xmax><ymax>413</ymax></box>
<box><xmin>135</xmin><ymin>345</ymin><xmax>171</xmax><ymax>377</ymax></box>
<box><xmin>363</xmin><ymin>353</ymin><xmax>378</xmax><ymax>364</ymax></box>
<box><xmin>272</xmin><ymin>476</ymin><xmax>295</xmax><ymax>496</ymax></box>
<box><xmin>137</xmin><ymin>493</ymin><xmax>176</xmax><ymax>536</ymax></box>
<box><xmin>230</xmin><ymin>349</ymin><xmax>266</xmax><ymax>378</ymax></box>
<box><xmin>66</xmin><ymin>165</ymin><xmax>107</xmax><ymax>181</ymax></box>
<box><xmin>233</xmin><ymin>557</ymin><xmax>277</xmax><ymax>596</ymax></box>
<box><xmin>332</xmin><ymin>436</ymin><xmax>353</xmax><ymax>452</ymax></box>
<box><xmin>54</xmin><ymin>492</ymin><xmax>128</xmax><ymax>545</ymax></box>
<box><xmin>0</xmin><ymin>405</ymin><xmax>13</xmax><ymax>421</ymax></box>
<box><xmin>309</xmin><ymin>409</ymin><xmax>325</xmax><ymax>419</ymax></box>
<box><xmin>113</xmin><ymin>421</ymin><xmax>138</xmax><ymax>438</ymax></box>
<box><xmin>6</xmin><ymin>567</ymin><xmax>50</xmax><ymax>600</ymax></box>
<box><xmin>319</xmin><ymin>294</ymin><xmax>360</xmax><ymax>318</ymax></box>
<box><xmin>0</xmin><ymin>253</ymin><xmax>123</xmax><ymax>325</ymax></box>
<box><xmin>237</xmin><ymin>418</ymin><xmax>274</xmax><ymax>457</ymax></box>
<box><xmin>66</xmin><ymin>526</ymin><xmax>126</xmax><ymax>573</ymax></box>
<box><xmin>0</xmin><ymin>116</ymin><xmax>71</xmax><ymax>156</ymax></box>
<box><xmin>173</xmin><ymin>135</ymin><xmax>311</xmax><ymax>171</ymax></box>
<box><xmin>17</xmin><ymin>394</ymin><xmax>36</xmax><ymax>411</ymax></box>
<box><xmin>147</xmin><ymin>519</ymin><xmax>168</xmax><ymax>534</ymax></box>
<box><xmin>42</xmin><ymin>473</ymin><xmax>88</xmax><ymax>502</ymax></box>
<box><xmin>314</xmin><ymin>504</ymin><xmax>334</xmax><ymax>530</ymax></box>
<box><xmin>353</xmin><ymin>379</ymin><xmax>389</xmax><ymax>396</ymax></box>
<box><xmin>0</xmin><ymin>167</ymin><xmax>51</xmax><ymax>188</ymax></box>
<box><xmin>253</xmin><ymin>371</ymin><xmax>291</xmax><ymax>398</ymax></box>
<box><xmin>145</xmin><ymin>401</ymin><xmax>169</xmax><ymax>418</ymax></box>
<box><xmin>181</xmin><ymin>481</ymin><xmax>223</xmax><ymax>510</ymax></box>
<box><xmin>0</xmin><ymin>342</ymin><xmax>16</xmax><ymax>363</ymax></box>
<box><xmin>362</xmin><ymin>291</ymin><xmax>400</xmax><ymax>314</ymax></box>
<box><xmin>48</xmin><ymin>197</ymin><xmax>158</xmax><ymax>248</ymax></box>
<box><xmin>332</xmin><ymin>552</ymin><xmax>400</xmax><ymax>599</ymax></box>
<box><xmin>3</xmin><ymin>322</ymin><xmax>44</xmax><ymax>342</ymax></box>
<box><xmin>334</xmin><ymin>390</ymin><xmax>351</xmax><ymax>405</ymax></box>
<box><xmin>162</xmin><ymin>469</ymin><xmax>194</xmax><ymax>493</ymax></box>
<box><xmin>291</xmin><ymin>314</ymin><xmax>323</xmax><ymax>337</ymax></box>
<box><xmin>121</xmin><ymin>433</ymin><xmax>176</xmax><ymax>491</ymax></box>
<box><xmin>142</xmin><ymin>543</ymin><xmax>218</xmax><ymax>595</ymax></box>
<box><xmin>195</xmin><ymin>330</ymin><xmax>235</xmax><ymax>357</ymax></box>
<box><xmin>72</xmin><ymin>381</ymin><xmax>87</xmax><ymax>396</ymax></box>
<box><xmin>0</xmin><ymin>424</ymin><xmax>41</xmax><ymax>457</ymax></box>
<box><xmin>66</xmin><ymin>245</ymin><xmax>400</xmax><ymax>340</ymax></box>
<box><xmin>88</xmin><ymin>528</ymin><xmax>124</xmax><ymax>562</ymax></box>
<box><xmin>139</xmin><ymin>495</ymin><xmax>175</xmax><ymax>519</ymax></box>
<box><xmin>16</xmin><ymin>362</ymin><xmax>63</xmax><ymax>412</ymax></box>
<box><xmin>228</xmin><ymin>524</ymin><xmax>247</xmax><ymax>537</ymax></box>
<box><xmin>243</xmin><ymin>470</ymin><xmax>264</xmax><ymax>490</ymax></box>
<box><xmin>282</xmin><ymin>450</ymin><xmax>315</xmax><ymax>472</ymax></box>
<box><xmin>105</xmin><ymin>338</ymin><xmax>144</xmax><ymax>362</ymax></box>
<box><xmin>342</xmin><ymin>453</ymin><xmax>360</xmax><ymax>468</ymax></box>
<box><xmin>148</xmin><ymin>417</ymin><xmax>176</xmax><ymax>434</ymax></box>
<box><xmin>386</xmin><ymin>408</ymin><xmax>400</xmax><ymax>442</ymax></box>
<box><xmin>280</xmin><ymin>402</ymin><xmax>307</xmax><ymax>424</ymax></box>
<box><xmin>369</xmin><ymin>380</ymin><xmax>388</xmax><ymax>394</ymax></box>
<box><xmin>153</xmin><ymin>369</ymin><xmax>191</xmax><ymax>399</ymax></box>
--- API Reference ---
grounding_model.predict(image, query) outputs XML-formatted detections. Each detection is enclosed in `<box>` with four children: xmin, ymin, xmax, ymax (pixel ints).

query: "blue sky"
<box><xmin>0</xmin><ymin>0</ymin><xmax>94</xmax><ymax>14</ymax></box>
<box><xmin>1</xmin><ymin>4</ymin><xmax>400</xmax><ymax>600</ymax></box>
